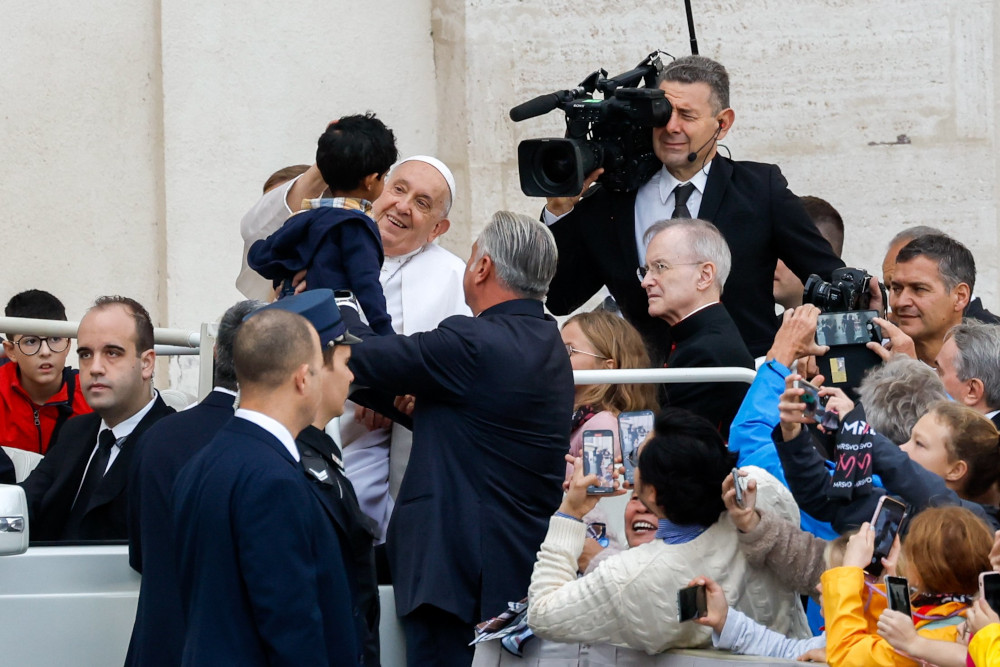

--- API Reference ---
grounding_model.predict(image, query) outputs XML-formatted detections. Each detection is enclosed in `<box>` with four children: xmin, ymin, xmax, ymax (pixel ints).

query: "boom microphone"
<box><xmin>686</xmin><ymin>123</ymin><xmax>722</xmax><ymax>163</ymax></box>
<box><xmin>509</xmin><ymin>93</ymin><xmax>564</xmax><ymax>122</ymax></box>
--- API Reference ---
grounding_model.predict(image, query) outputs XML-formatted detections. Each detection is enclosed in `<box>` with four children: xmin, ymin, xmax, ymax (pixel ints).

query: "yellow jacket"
<box><xmin>822</xmin><ymin>566</ymin><xmax>966</xmax><ymax>667</ymax></box>
<box><xmin>970</xmin><ymin>623</ymin><xmax>1000</xmax><ymax>666</ymax></box>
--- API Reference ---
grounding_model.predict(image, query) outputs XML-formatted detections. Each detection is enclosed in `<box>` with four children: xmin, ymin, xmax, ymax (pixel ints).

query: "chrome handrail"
<box><xmin>573</xmin><ymin>367</ymin><xmax>756</xmax><ymax>385</ymax></box>
<box><xmin>0</xmin><ymin>317</ymin><xmax>200</xmax><ymax>348</ymax></box>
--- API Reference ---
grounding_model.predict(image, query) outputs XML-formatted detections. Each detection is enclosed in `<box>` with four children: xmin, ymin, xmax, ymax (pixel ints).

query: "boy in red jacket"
<box><xmin>1</xmin><ymin>290</ymin><xmax>92</xmax><ymax>453</ymax></box>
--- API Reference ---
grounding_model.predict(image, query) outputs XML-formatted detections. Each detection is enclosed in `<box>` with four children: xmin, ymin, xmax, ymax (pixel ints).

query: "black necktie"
<box><xmin>63</xmin><ymin>429</ymin><xmax>116</xmax><ymax>539</ymax></box>
<box><xmin>672</xmin><ymin>183</ymin><xmax>696</xmax><ymax>219</ymax></box>
<box><xmin>73</xmin><ymin>430</ymin><xmax>116</xmax><ymax>510</ymax></box>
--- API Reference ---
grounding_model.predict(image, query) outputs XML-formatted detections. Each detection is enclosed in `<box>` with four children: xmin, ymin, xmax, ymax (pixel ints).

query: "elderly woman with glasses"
<box><xmin>560</xmin><ymin>310</ymin><xmax>657</xmax><ymax>483</ymax></box>
<box><xmin>528</xmin><ymin>408</ymin><xmax>811</xmax><ymax>655</ymax></box>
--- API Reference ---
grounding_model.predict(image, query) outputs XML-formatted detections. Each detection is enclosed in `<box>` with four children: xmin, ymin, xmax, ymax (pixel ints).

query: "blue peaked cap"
<box><xmin>248</xmin><ymin>289</ymin><xmax>360</xmax><ymax>347</ymax></box>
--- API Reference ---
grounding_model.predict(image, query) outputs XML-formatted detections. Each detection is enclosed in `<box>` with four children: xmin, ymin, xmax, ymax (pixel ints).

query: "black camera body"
<box><xmin>803</xmin><ymin>267</ymin><xmax>878</xmax><ymax>313</ymax></box>
<box><xmin>511</xmin><ymin>53</ymin><xmax>672</xmax><ymax>197</ymax></box>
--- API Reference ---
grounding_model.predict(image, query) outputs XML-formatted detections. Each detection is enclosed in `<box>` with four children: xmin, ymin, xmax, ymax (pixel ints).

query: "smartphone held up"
<box><xmin>583</xmin><ymin>429</ymin><xmax>616</xmax><ymax>495</ymax></box>
<box><xmin>677</xmin><ymin>584</ymin><xmax>708</xmax><ymax>622</ymax></box>
<box><xmin>619</xmin><ymin>410</ymin><xmax>654</xmax><ymax>486</ymax></box>
<box><xmin>867</xmin><ymin>496</ymin><xmax>907</xmax><ymax>577</ymax></box>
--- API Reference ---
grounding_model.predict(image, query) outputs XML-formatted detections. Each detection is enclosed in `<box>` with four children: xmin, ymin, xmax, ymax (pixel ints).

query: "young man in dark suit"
<box><xmin>172</xmin><ymin>304</ymin><xmax>362</xmax><ymax>666</ymax></box>
<box><xmin>543</xmin><ymin>55</ymin><xmax>843</xmax><ymax>361</ymax></box>
<box><xmin>639</xmin><ymin>218</ymin><xmax>754</xmax><ymax>436</ymax></box>
<box><xmin>340</xmin><ymin>210</ymin><xmax>575</xmax><ymax>666</ymax></box>
<box><xmin>281</xmin><ymin>291</ymin><xmax>382</xmax><ymax>666</ymax></box>
<box><xmin>124</xmin><ymin>299</ymin><xmax>260</xmax><ymax>667</ymax></box>
<box><xmin>20</xmin><ymin>296</ymin><xmax>173</xmax><ymax>541</ymax></box>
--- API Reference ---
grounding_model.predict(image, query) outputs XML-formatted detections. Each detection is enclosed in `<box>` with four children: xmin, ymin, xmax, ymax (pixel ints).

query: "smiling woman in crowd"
<box><xmin>528</xmin><ymin>408</ymin><xmax>811</xmax><ymax>654</ymax></box>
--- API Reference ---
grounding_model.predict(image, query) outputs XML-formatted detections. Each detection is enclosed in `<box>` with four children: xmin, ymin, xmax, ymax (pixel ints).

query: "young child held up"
<box><xmin>248</xmin><ymin>112</ymin><xmax>398</xmax><ymax>335</ymax></box>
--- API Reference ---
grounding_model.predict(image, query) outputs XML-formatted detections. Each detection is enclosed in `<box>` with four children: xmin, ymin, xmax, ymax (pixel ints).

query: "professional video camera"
<box><xmin>802</xmin><ymin>267</ymin><xmax>881</xmax><ymax>313</ymax></box>
<box><xmin>509</xmin><ymin>52</ymin><xmax>671</xmax><ymax>197</ymax></box>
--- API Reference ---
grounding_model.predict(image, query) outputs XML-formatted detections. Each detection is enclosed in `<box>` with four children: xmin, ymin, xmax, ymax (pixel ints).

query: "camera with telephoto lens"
<box><xmin>509</xmin><ymin>52</ymin><xmax>672</xmax><ymax>197</ymax></box>
<box><xmin>802</xmin><ymin>267</ymin><xmax>879</xmax><ymax>313</ymax></box>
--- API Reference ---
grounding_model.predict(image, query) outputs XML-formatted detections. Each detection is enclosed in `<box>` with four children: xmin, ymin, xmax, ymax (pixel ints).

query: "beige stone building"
<box><xmin>2</xmin><ymin>0</ymin><xmax>998</xmax><ymax>391</ymax></box>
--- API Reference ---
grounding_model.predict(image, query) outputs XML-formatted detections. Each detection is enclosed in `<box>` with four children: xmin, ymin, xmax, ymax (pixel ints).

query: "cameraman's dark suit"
<box><xmin>546</xmin><ymin>155</ymin><xmax>844</xmax><ymax>360</ymax></box>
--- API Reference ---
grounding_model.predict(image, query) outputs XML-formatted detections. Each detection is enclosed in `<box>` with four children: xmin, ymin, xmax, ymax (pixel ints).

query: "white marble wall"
<box><xmin>1</xmin><ymin>0</ymin><xmax>997</xmax><ymax>392</ymax></box>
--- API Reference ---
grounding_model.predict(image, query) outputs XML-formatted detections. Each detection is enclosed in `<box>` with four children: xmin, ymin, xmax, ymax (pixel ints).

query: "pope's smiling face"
<box><xmin>372</xmin><ymin>161</ymin><xmax>451</xmax><ymax>257</ymax></box>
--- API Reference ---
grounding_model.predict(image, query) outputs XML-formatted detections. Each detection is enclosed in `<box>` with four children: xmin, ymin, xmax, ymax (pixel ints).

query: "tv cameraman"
<box><xmin>543</xmin><ymin>55</ymin><xmax>843</xmax><ymax>362</ymax></box>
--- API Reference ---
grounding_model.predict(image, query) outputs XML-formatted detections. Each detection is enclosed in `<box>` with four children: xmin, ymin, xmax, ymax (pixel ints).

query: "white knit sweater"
<box><xmin>527</xmin><ymin>466</ymin><xmax>811</xmax><ymax>654</ymax></box>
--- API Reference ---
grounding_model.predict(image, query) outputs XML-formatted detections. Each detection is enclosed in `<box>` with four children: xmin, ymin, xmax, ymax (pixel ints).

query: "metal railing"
<box><xmin>0</xmin><ymin>316</ymin><xmax>215</xmax><ymax>399</ymax></box>
<box><xmin>0</xmin><ymin>317</ymin><xmax>201</xmax><ymax>349</ymax></box>
<box><xmin>0</xmin><ymin>316</ymin><xmax>758</xmax><ymax>399</ymax></box>
<box><xmin>573</xmin><ymin>367</ymin><xmax>756</xmax><ymax>385</ymax></box>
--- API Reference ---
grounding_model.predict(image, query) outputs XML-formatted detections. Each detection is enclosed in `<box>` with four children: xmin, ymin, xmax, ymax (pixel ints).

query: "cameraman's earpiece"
<box><xmin>686</xmin><ymin>121</ymin><xmax>724</xmax><ymax>163</ymax></box>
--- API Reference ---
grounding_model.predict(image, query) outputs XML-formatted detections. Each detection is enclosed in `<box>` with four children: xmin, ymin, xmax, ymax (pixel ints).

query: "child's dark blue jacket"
<box><xmin>248</xmin><ymin>206</ymin><xmax>393</xmax><ymax>335</ymax></box>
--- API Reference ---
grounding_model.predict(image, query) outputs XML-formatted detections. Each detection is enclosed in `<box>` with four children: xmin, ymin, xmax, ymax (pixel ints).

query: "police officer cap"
<box><xmin>249</xmin><ymin>289</ymin><xmax>361</xmax><ymax>348</ymax></box>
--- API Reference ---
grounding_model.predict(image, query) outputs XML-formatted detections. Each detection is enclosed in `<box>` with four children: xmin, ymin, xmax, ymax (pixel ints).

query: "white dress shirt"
<box><xmin>235</xmin><ymin>408</ymin><xmax>300</xmax><ymax>462</ymax></box>
<box><xmin>74</xmin><ymin>391</ymin><xmax>159</xmax><ymax>504</ymax></box>
<box><xmin>633</xmin><ymin>164</ymin><xmax>711</xmax><ymax>262</ymax></box>
<box><xmin>541</xmin><ymin>162</ymin><xmax>712</xmax><ymax>266</ymax></box>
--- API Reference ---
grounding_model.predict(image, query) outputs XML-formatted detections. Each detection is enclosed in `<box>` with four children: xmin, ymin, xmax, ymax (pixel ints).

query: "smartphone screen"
<box><xmin>816</xmin><ymin>310</ymin><xmax>882</xmax><ymax>347</ymax></box>
<box><xmin>884</xmin><ymin>576</ymin><xmax>911</xmax><ymax>616</ymax></box>
<box><xmin>619</xmin><ymin>410</ymin><xmax>654</xmax><ymax>485</ymax></box>
<box><xmin>583</xmin><ymin>429</ymin><xmax>615</xmax><ymax>494</ymax></box>
<box><xmin>868</xmin><ymin>496</ymin><xmax>907</xmax><ymax>576</ymax></box>
<box><xmin>982</xmin><ymin>572</ymin><xmax>1000</xmax><ymax>613</ymax></box>
<box><xmin>677</xmin><ymin>584</ymin><xmax>707</xmax><ymax>622</ymax></box>
<box><xmin>793</xmin><ymin>378</ymin><xmax>825</xmax><ymax>420</ymax></box>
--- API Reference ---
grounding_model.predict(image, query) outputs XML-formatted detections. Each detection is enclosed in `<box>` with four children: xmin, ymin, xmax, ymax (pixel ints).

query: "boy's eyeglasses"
<box><xmin>12</xmin><ymin>336</ymin><xmax>70</xmax><ymax>356</ymax></box>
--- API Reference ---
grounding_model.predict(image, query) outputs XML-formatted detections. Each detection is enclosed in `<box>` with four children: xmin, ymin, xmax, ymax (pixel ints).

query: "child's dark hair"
<box><xmin>5</xmin><ymin>290</ymin><xmax>67</xmax><ymax>340</ymax></box>
<box><xmin>316</xmin><ymin>113</ymin><xmax>398</xmax><ymax>193</ymax></box>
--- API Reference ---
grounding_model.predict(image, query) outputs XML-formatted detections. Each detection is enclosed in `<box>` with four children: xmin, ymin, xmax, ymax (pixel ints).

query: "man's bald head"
<box><xmin>233</xmin><ymin>309</ymin><xmax>318</xmax><ymax>390</ymax></box>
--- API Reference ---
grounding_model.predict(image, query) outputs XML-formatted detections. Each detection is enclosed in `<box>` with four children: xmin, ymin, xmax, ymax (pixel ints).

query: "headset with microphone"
<box><xmin>686</xmin><ymin>120</ymin><xmax>724</xmax><ymax>163</ymax></box>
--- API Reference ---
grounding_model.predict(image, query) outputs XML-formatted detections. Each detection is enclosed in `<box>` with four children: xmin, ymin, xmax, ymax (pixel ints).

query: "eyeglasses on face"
<box><xmin>565</xmin><ymin>344</ymin><xmax>608</xmax><ymax>360</ymax></box>
<box><xmin>12</xmin><ymin>335</ymin><xmax>70</xmax><ymax>356</ymax></box>
<box><xmin>636</xmin><ymin>261</ymin><xmax>703</xmax><ymax>281</ymax></box>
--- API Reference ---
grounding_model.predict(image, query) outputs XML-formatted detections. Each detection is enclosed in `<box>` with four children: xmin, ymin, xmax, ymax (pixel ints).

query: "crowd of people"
<box><xmin>3</xmin><ymin>53</ymin><xmax>1000</xmax><ymax>667</ymax></box>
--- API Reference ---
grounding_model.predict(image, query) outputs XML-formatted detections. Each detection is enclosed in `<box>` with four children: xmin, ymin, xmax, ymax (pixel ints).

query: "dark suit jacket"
<box><xmin>125</xmin><ymin>390</ymin><xmax>237</xmax><ymax>667</ymax></box>
<box><xmin>0</xmin><ymin>448</ymin><xmax>13</xmax><ymax>484</ymax></box>
<box><xmin>297</xmin><ymin>425</ymin><xmax>380</xmax><ymax>666</ymax></box>
<box><xmin>20</xmin><ymin>395</ymin><xmax>174</xmax><ymax>542</ymax></box>
<box><xmin>343</xmin><ymin>299</ymin><xmax>574</xmax><ymax>624</ymax></box>
<box><xmin>172</xmin><ymin>417</ymin><xmax>361</xmax><ymax>667</ymax></box>
<box><xmin>546</xmin><ymin>155</ymin><xmax>844</xmax><ymax>359</ymax></box>
<box><xmin>965</xmin><ymin>297</ymin><xmax>1000</xmax><ymax>325</ymax></box>
<box><xmin>664</xmin><ymin>303</ymin><xmax>754</xmax><ymax>438</ymax></box>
